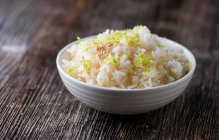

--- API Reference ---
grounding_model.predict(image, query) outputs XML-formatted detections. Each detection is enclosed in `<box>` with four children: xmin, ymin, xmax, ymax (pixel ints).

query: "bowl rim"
<box><xmin>56</xmin><ymin>35</ymin><xmax>196</xmax><ymax>92</ymax></box>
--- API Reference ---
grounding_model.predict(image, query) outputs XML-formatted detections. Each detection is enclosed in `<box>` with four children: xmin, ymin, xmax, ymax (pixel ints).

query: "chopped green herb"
<box><xmin>67</xmin><ymin>67</ymin><xmax>76</xmax><ymax>74</ymax></box>
<box><xmin>76</xmin><ymin>36</ymin><xmax>81</xmax><ymax>40</ymax></box>
<box><xmin>85</xmin><ymin>46</ymin><xmax>90</xmax><ymax>51</ymax></box>
<box><xmin>189</xmin><ymin>61</ymin><xmax>192</xmax><ymax>70</ymax></box>
<box><xmin>143</xmin><ymin>67</ymin><xmax>149</xmax><ymax>72</ymax></box>
<box><xmin>128</xmin><ymin>34</ymin><xmax>142</xmax><ymax>47</ymax></box>
<box><xmin>125</xmin><ymin>54</ymin><xmax>131</xmax><ymax>59</ymax></box>
<box><xmin>82</xmin><ymin>59</ymin><xmax>91</xmax><ymax>72</ymax></box>
<box><xmin>137</xmin><ymin>53</ymin><xmax>153</xmax><ymax>65</ymax></box>
<box><xmin>104</xmin><ymin>55</ymin><xmax>118</xmax><ymax>66</ymax></box>
<box><xmin>133</xmin><ymin>25</ymin><xmax>145</xmax><ymax>31</ymax></box>
<box><xmin>158</xmin><ymin>44</ymin><xmax>165</xmax><ymax>48</ymax></box>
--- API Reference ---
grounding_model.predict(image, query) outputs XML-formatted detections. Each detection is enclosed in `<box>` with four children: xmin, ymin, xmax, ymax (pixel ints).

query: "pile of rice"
<box><xmin>62</xmin><ymin>25</ymin><xmax>190</xmax><ymax>89</ymax></box>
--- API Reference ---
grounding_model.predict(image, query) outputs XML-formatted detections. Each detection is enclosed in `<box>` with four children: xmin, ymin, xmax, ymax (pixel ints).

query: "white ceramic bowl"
<box><xmin>56</xmin><ymin>36</ymin><xmax>196</xmax><ymax>115</ymax></box>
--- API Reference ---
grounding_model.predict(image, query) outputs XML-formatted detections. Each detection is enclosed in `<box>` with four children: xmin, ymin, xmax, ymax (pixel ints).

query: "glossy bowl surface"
<box><xmin>56</xmin><ymin>36</ymin><xmax>196</xmax><ymax>114</ymax></box>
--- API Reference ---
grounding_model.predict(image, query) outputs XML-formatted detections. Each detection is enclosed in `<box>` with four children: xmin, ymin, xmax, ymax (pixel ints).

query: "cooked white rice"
<box><xmin>62</xmin><ymin>25</ymin><xmax>190</xmax><ymax>89</ymax></box>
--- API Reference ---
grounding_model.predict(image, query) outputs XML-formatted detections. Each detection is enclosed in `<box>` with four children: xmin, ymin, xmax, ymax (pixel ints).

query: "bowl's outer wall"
<box><xmin>59</xmin><ymin>71</ymin><xmax>192</xmax><ymax>114</ymax></box>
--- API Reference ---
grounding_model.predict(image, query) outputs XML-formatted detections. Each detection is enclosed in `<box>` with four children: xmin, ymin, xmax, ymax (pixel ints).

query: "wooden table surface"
<box><xmin>0</xmin><ymin>0</ymin><xmax>218</xmax><ymax>139</ymax></box>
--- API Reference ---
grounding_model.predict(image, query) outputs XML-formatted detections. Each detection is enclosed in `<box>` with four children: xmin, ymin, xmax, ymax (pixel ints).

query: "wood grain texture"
<box><xmin>0</xmin><ymin>0</ymin><xmax>218</xmax><ymax>139</ymax></box>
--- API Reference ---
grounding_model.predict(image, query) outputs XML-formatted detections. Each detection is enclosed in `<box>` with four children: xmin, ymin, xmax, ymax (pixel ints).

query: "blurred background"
<box><xmin>1</xmin><ymin>0</ymin><xmax>218</xmax><ymax>79</ymax></box>
<box><xmin>0</xmin><ymin>0</ymin><xmax>218</xmax><ymax>139</ymax></box>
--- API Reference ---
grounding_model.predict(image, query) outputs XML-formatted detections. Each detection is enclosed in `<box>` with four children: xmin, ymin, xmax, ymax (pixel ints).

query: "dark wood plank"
<box><xmin>0</xmin><ymin>0</ymin><xmax>218</xmax><ymax>139</ymax></box>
